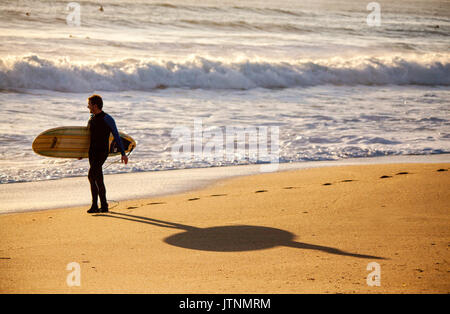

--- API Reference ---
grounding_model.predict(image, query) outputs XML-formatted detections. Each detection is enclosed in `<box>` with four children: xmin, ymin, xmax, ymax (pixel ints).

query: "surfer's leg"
<box><xmin>97</xmin><ymin>170</ymin><xmax>107</xmax><ymax>209</ymax></box>
<box><xmin>88</xmin><ymin>158</ymin><xmax>99</xmax><ymax>210</ymax></box>
<box><xmin>87</xmin><ymin>152</ymin><xmax>108</xmax><ymax>212</ymax></box>
<box><xmin>96</xmin><ymin>152</ymin><xmax>109</xmax><ymax>210</ymax></box>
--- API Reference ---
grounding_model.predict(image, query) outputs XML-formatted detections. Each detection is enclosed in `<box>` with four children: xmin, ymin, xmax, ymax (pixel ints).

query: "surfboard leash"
<box><xmin>103</xmin><ymin>149</ymin><xmax>133</xmax><ymax>170</ymax></box>
<box><xmin>107</xmin><ymin>200</ymin><xmax>119</xmax><ymax>210</ymax></box>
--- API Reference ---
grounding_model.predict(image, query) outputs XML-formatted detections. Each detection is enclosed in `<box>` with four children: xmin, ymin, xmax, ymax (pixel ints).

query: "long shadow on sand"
<box><xmin>95</xmin><ymin>211</ymin><xmax>385</xmax><ymax>259</ymax></box>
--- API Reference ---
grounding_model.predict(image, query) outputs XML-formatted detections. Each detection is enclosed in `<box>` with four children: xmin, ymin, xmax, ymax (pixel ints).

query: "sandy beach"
<box><xmin>1</xmin><ymin>0</ymin><xmax>449</xmax><ymax>298</ymax></box>
<box><xmin>0</xmin><ymin>162</ymin><xmax>449</xmax><ymax>294</ymax></box>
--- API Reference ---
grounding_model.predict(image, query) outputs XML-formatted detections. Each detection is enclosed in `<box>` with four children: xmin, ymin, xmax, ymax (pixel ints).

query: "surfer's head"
<box><xmin>87</xmin><ymin>94</ymin><xmax>103</xmax><ymax>114</ymax></box>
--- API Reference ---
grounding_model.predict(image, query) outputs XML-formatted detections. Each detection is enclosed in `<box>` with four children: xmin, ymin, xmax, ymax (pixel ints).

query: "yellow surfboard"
<box><xmin>32</xmin><ymin>126</ymin><xmax>136</xmax><ymax>158</ymax></box>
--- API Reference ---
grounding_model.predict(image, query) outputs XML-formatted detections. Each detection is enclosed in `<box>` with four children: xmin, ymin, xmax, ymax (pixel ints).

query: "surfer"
<box><xmin>85</xmin><ymin>94</ymin><xmax>128</xmax><ymax>213</ymax></box>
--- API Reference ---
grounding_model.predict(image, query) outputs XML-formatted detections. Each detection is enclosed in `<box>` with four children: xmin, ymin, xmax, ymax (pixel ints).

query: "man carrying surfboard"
<box><xmin>85</xmin><ymin>94</ymin><xmax>128</xmax><ymax>213</ymax></box>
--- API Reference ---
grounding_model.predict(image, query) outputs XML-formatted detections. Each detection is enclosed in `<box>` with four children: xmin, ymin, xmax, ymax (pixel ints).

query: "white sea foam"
<box><xmin>0</xmin><ymin>84</ymin><xmax>449</xmax><ymax>184</ymax></box>
<box><xmin>0</xmin><ymin>0</ymin><xmax>449</xmax><ymax>185</ymax></box>
<box><xmin>1</xmin><ymin>54</ymin><xmax>449</xmax><ymax>92</ymax></box>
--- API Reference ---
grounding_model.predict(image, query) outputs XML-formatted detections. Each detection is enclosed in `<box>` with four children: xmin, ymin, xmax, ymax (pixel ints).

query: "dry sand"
<box><xmin>0</xmin><ymin>163</ymin><xmax>449</xmax><ymax>293</ymax></box>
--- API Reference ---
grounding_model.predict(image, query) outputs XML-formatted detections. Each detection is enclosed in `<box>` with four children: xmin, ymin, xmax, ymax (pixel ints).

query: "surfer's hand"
<box><xmin>121</xmin><ymin>155</ymin><xmax>128</xmax><ymax>165</ymax></box>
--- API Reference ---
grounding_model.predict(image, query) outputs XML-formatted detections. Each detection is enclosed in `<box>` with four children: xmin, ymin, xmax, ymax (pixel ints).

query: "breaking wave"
<box><xmin>0</xmin><ymin>54</ymin><xmax>449</xmax><ymax>92</ymax></box>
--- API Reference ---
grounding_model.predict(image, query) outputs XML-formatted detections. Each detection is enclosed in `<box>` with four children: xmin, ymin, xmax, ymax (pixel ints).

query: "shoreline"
<box><xmin>1</xmin><ymin>153</ymin><xmax>450</xmax><ymax>215</ymax></box>
<box><xmin>0</xmin><ymin>161</ymin><xmax>449</xmax><ymax>293</ymax></box>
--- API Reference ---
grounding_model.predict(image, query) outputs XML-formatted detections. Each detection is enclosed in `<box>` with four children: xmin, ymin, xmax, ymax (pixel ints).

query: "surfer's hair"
<box><xmin>88</xmin><ymin>94</ymin><xmax>103</xmax><ymax>109</ymax></box>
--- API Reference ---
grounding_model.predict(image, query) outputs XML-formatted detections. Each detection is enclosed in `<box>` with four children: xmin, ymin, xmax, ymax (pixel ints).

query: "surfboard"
<box><xmin>32</xmin><ymin>126</ymin><xmax>136</xmax><ymax>158</ymax></box>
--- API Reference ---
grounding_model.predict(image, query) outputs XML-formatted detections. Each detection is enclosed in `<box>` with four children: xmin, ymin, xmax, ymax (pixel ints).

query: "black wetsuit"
<box><xmin>87</xmin><ymin>111</ymin><xmax>125</xmax><ymax>209</ymax></box>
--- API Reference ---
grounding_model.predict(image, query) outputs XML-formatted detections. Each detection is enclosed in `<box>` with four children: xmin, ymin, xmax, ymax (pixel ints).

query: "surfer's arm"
<box><xmin>104</xmin><ymin>114</ymin><xmax>126</xmax><ymax>156</ymax></box>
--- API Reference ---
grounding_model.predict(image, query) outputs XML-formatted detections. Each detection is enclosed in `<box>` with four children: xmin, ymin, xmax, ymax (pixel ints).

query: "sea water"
<box><xmin>0</xmin><ymin>0</ymin><xmax>449</xmax><ymax>184</ymax></box>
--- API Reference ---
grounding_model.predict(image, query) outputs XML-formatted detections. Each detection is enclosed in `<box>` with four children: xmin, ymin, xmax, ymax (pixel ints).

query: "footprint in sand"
<box><xmin>322</xmin><ymin>180</ymin><xmax>355</xmax><ymax>186</ymax></box>
<box><xmin>380</xmin><ymin>172</ymin><xmax>411</xmax><ymax>178</ymax></box>
<box><xmin>188</xmin><ymin>198</ymin><xmax>200</xmax><ymax>201</ymax></box>
<box><xmin>255</xmin><ymin>190</ymin><xmax>268</xmax><ymax>193</ymax></box>
<box><xmin>127</xmin><ymin>206</ymin><xmax>139</xmax><ymax>209</ymax></box>
<box><xmin>437</xmin><ymin>168</ymin><xmax>448</xmax><ymax>172</ymax></box>
<box><xmin>283</xmin><ymin>186</ymin><xmax>300</xmax><ymax>189</ymax></box>
<box><xmin>147</xmin><ymin>202</ymin><xmax>165</xmax><ymax>205</ymax></box>
<box><xmin>210</xmin><ymin>194</ymin><xmax>227</xmax><ymax>197</ymax></box>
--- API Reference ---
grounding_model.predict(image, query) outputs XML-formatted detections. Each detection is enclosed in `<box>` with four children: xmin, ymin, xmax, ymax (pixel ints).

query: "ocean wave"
<box><xmin>179</xmin><ymin>19</ymin><xmax>307</xmax><ymax>33</ymax></box>
<box><xmin>148</xmin><ymin>3</ymin><xmax>309</xmax><ymax>17</ymax></box>
<box><xmin>0</xmin><ymin>55</ymin><xmax>449</xmax><ymax>92</ymax></box>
